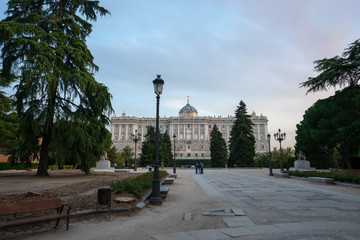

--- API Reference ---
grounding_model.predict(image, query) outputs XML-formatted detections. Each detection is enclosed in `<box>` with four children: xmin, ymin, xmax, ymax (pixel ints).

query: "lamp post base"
<box><xmin>149</xmin><ymin>196</ymin><xmax>162</xmax><ymax>205</ymax></box>
<box><xmin>149</xmin><ymin>178</ymin><xmax>162</xmax><ymax>205</ymax></box>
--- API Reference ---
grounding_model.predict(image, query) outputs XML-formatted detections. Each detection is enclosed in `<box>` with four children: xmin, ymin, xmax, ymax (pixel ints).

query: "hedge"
<box><xmin>175</xmin><ymin>159</ymin><xmax>211</xmax><ymax>167</ymax></box>
<box><xmin>0</xmin><ymin>162</ymin><xmax>39</xmax><ymax>170</ymax></box>
<box><xmin>286</xmin><ymin>170</ymin><xmax>360</xmax><ymax>184</ymax></box>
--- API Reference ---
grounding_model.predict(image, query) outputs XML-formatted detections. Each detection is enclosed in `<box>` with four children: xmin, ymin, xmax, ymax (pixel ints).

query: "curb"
<box><xmin>136</xmin><ymin>174</ymin><xmax>174</xmax><ymax>209</ymax></box>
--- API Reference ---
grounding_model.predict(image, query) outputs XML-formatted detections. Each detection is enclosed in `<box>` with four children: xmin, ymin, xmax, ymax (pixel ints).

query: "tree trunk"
<box><xmin>37</xmin><ymin>133</ymin><xmax>51</xmax><ymax>176</ymax></box>
<box><xmin>343</xmin><ymin>155</ymin><xmax>353</xmax><ymax>169</ymax></box>
<box><xmin>36</xmin><ymin>87</ymin><xmax>57</xmax><ymax>176</ymax></box>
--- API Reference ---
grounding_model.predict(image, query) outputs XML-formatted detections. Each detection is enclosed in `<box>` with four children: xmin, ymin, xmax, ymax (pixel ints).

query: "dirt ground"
<box><xmin>0</xmin><ymin>169</ymin><xmax>149</xmax><ymax>238</ymax></box>
<box><xmin>0</xmin><ymin>169</ymin><xmax>145</xmax><ymax>209</ymax></box>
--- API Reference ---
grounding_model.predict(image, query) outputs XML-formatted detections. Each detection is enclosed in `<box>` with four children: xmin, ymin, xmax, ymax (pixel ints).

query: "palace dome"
<box><xmin>179</xmin><ymin>97</ymin><xmax>198</xmax><ymax>118</ymax></box>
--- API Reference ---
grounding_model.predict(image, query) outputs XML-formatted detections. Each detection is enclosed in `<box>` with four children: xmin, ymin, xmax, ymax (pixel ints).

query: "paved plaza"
<box><xmin>7</xmin><ymin>169</ymin><xmax>360</xmax><ymax>240</ymax></box>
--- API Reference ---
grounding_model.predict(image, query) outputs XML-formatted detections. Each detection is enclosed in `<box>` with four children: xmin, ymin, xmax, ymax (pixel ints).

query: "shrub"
<box><xmin>48</xmin><ymin>165</ymin><xmax>59</xmax><ymax>170</ymax></box>
<box><xmin>0</xmin><ymin>162</ymin><xmax>38</xmax><ymax>170</ymax></box>
<box><xmin>110</xmin><ymin>170</ymin><xmax>168</xmax><ymax>198</ymax></box>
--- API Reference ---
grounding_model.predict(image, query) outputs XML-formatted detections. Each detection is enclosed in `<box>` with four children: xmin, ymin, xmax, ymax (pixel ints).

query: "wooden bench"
<box><xmin>0</xmin><ymin>199</ymin><xmax>71</xmax><ymax>230</ymax></box>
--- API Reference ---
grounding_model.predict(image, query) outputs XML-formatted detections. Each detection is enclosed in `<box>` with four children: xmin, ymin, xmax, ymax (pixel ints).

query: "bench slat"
<box><xmin>0</xmin><ymin>199</ymin><xmax>62</xmax><ymax>216</ymax></box>
<box><xmin>0</xmin><ymin>213</ymin><xmax>69</xmax><ymax>229</ymax></box>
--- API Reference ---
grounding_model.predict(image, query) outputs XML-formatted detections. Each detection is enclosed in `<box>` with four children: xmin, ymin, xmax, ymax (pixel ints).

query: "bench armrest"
<box><xmin>59</xmin><ymin>204</ymin><xmax>72</xmax><ymax>215</ymax></box>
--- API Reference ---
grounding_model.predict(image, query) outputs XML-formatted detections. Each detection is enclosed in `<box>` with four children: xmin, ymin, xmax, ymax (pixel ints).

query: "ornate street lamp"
<box><xmin>173</xmin><ymin>134</ymin><xmax>176</xmax><ymax>174</ymax></box>
<box><xmin>149</xmin><ymin>75</ymin><xmax>164</xmax><ymax>206</ymax></box>
<box><xmin>267</xmin><ymin>133</ymin><xmax>273</xmax><ymax>176</ymax></box>
<box><xmin>274</xmin><ymin>129</ymin><xmax>286</xmax><ymax>172</ymax></box>
<box><xmin>130</xmin><ymin>130</ymin><xmax>141</xmax><ymax>171</ymax></box>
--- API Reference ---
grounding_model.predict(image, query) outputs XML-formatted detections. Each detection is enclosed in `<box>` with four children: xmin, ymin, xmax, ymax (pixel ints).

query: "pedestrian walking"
<box><xmin>200</xmin><ymin>162</ymin><xmax>204</xmax><ymax>174</ymax></box>
<box><xmin>114</xmin><ymin>163</ymin><xmax>117</xmax><ymax>169</ymax></box>
<box><xmin>195</xmin><ymin>162</ymin><xmax>199</xmax><ymax>174</ymax></box>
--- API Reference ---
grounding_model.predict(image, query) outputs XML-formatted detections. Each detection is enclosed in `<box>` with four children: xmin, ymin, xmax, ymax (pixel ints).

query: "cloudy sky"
<box><xmin>1</xmin><ymin>0</ymin><xmax>360</xmax><ymax>148</ymax></box>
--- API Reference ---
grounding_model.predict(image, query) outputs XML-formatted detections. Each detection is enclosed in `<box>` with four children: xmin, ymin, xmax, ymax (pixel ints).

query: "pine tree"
<box><xmin>210</xmin><ymin>124</ymin><xmax>228</xmax><ymax>167</ymax></box>
<box><xmin>160</xmin><ymin>131</ymin><xmax>173</xmax><ymax>167</ymax></box>
<box><xmin>140</xmin><ymin>126</ymin><xmax>156</xmax><ymax>166</ymax></box>
<box><xmin>0</xmin><ymin>1</ymin><xmax>112</xmax><ymax>175</ymax></box>
<box><xmin>228</xmin><ymin>100</ymin><xmax>256</xmax><ymax>167</ymax></box>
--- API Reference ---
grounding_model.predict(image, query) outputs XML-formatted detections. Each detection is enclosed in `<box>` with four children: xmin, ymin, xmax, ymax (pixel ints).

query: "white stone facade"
<box><xmin>111</xmin><ymin>101</ymin><xmax>269</xmax><ymax>159</ymax></box>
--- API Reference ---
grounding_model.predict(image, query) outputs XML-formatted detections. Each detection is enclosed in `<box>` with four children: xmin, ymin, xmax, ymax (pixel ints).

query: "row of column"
<box><xmin>169</xmin><ymin>123</ymin><xmax>209</xmax><ymax>141</ymax></box>
<box><xmin>112</xmin><ymin>123</ymin><xmax>234</xmax><ymax>142</ymax></box>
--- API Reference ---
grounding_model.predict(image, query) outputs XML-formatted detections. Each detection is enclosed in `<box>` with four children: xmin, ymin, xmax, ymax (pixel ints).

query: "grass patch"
<box><xmin>110</xmin><ymin>170</ymin><xmax>168</xmax><ymax>198</ymax></box>
<box><xmin>285</xmin><ymin>170</ymin><xmax>360</xmax><ymax>184</ymax></box>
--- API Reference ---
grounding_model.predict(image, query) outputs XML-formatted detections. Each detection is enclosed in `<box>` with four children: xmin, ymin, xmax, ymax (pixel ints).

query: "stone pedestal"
<box><xmin>91</xmin><ymin>153</ymin><xmax>114</xmax><ymax>172</ymax></box>
<box><xmin>290</xmin><ymin>160</ymin><xmax>316</xmax><ymax>171</ymax></box>
<box><xmin>95</xmin><ymin>160</ymin><xmax>111</xmax><ymax>169</ymax></box>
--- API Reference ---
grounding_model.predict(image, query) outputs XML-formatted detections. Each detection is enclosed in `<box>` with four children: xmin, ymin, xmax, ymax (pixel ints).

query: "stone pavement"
<box><xmin>6</xmin><ymin>168</ymin><xmax>360</xmax><ymax>240</ymax></box>
<box><xmin>153</xmin><ymin>169</ymin><xmax>360</xmax><ymax>240</ymax></box>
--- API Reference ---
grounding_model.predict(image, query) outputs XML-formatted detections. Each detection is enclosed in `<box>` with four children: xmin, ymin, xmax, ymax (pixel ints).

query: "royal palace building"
<box><xmin>111</xmin><ymin>99</ymin><xmax>269</xmax><ymax>159</ymax></box>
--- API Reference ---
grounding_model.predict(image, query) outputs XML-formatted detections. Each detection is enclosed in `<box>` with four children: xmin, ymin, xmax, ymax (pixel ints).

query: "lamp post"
<box><xmin>267</xmin><ymin>133</ymin><xmax>273</xmax><ymax>176</ymax></box>
<box><xmin>274</xmin><ymin>129</ymin><xmax>286</xmax><ymax>172</ymax></box>
<box><xmin>131</xmin><ymin>130</ymin><xmax>141</xmax><ymax>171</ymax></box>
<box><xmin>149</xmin><ymin>75</ymin><xmax>164</xmax><ymax>206</ymax></box>
<box><xmin>173</xmin><ymin>134</ymin><xmax>176</xmax><ymax>174</ymax></box>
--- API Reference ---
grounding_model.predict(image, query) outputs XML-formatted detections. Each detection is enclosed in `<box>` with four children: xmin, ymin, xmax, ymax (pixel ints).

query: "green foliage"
<box><xmin>49</xmin><ymin>118</ymin><xmax>111</xmax><ymax>174</ymax></box>
<box><xmin>286</xmin><ymin>171</ymin><xmax>360</xmax><ymax>184</ymax></box>
<box><xmin>228</xmin><ymin>100</ymin><xmax>256</xmax><ymax>167</ymax></box>
<box><xmin>107</xmin><ymin>146</ymin><xmax>122</xmax><ymax>167</ymax></box>
<box><xmin>0</xmin><ymin>90</ymin><xmax>18</xmax><ymax>153</ymax></box>
<box><xmin>254</xmin><ymin>147</ymin><xmax>295</xmax><ymax>169</ymax></box>
<box><xmin>160</xmin><ymin>131</ymin><xmax>173</xmax><ymax>167</ymax></box>
<box><xmin>48</xmin><ymin>165</ymin><xmax>59</xmax><ymax>170</ymax></box>
<box><xmin>120</xmin><ymin>145</ymin><xmax>134</xmax><ymax>165</ymax></box>
<box><xmin>295</xmin><ymin>86</ymin><xmax>360</xmax><ymax>169</ymax></box>
<box><xmin>301</xmin><ymin>39</ymin><xmax>360</xmax><ymax>93</ymax></box>
<box><xmin>140</xmin><ymin>126</ymin><xmax>156</xmax><ymax>166</ymax></box>
<box><xmin>110</xmin><ymin>170</ymin><xmax>168</xmax><ymax>198</ymax></box>
<box><xmin>0</xmin><ymin>1</ymin><xmax>112</xmax><ymax>176</ymax></box>
<box><xmin>62</xmin><ymin>165</ymin><xmax>73</xmax><ymax>170</ymax></box>
<box><xmin>210</xmin><ymin>124</ymin><xmax>228</xmax><ymax>167</ymax></box>
<box><xmin>140</xmin><ymin>127</ymin><xmax>173</xmax><ymax>167</ymax></box>
<box><xmin>0</xmin><ymin>162</ymin><xmax>38</xmax><ymax>170</ymax></box>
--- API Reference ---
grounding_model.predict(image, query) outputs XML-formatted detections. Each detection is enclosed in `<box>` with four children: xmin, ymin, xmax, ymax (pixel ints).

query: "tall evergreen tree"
<box><xmin>228</xmin><ymin>100</ymin><xmax>255</xmax><ymax>167</ymax></box>
<box><xmin>0</xmin><ymin>1</ymin><xmax>112</xmax><ymax>175</ymax></box>
<box><xmin>298</xmin><ymin>39</ymin><xmax>360</xmax><ymax>169</ymax></box>
<box><xmin>210</xmin><ymin>124</ymin><xmax>228</xmax><ymax>167</ymax></box>
<box><xmin>160</xmin><ymin>131</ymin><xmax>173</xmax><ymax>167</ymax></box>
<box><xmin>300</xmin><ymin>39</ymin><xmax>360</xmax><ymax>93</ymax></box>
<box><xmin>140</xmin><ymin>126</ymin><xmax>156</xmax><ymax>166</ymax></box>
<box><xmin>296</xmin><ymin>86</ymin><xmax>360</xmax><ymax>169</ymax></box>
